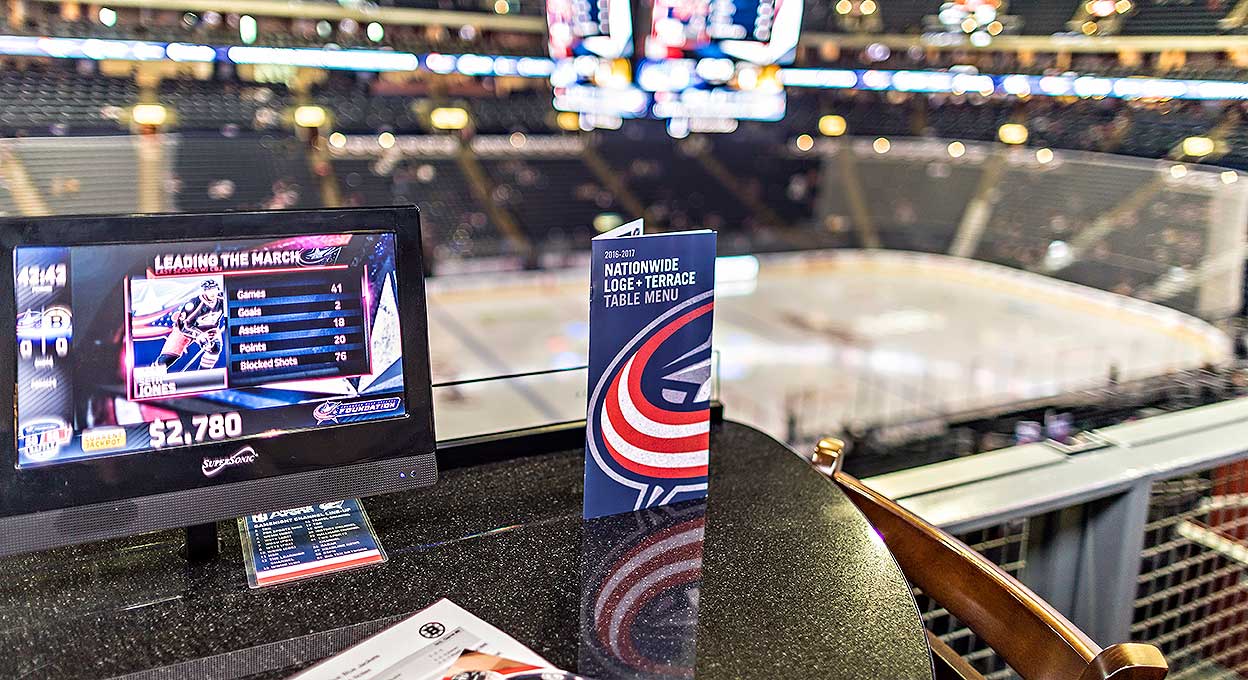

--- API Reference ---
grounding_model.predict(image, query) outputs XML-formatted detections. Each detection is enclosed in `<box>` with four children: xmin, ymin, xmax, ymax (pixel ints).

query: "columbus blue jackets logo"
<box><xmin>299</xmin><ymin>246</ymin><xmax>342</xmax><ymax>266</ymax></box>
<box><xmin>586</xmin><ymin>291</ymin><xmax>714</xmax><ymax>515</ymax></box>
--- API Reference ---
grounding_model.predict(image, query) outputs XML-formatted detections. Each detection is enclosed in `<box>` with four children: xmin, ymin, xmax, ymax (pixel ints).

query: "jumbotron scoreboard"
<box><xmin>14</xmin><ymin>232</ymin><xmax>406</xmax><ymax>467</ymax></box>
<box><xmin>548</xmin><ymin>0</ymin><xmax>801</xmax><ymax>124</ymax></box>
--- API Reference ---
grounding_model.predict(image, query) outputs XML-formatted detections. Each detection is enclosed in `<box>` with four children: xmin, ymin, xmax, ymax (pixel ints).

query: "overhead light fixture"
<box><xmin>328</xmin><ymin>132</ymin><xmax>347</xmax><ymax>148</ymax></box>
<box><xmin>131</xmin><ymin>103</ymin><xmax>167</xmax><ymax>126</ymax></box>
<box><xmin>947</xmin><ymin>141</ymin><xmax>966</xmax><ymax>158</ymax></box>
<box><xmin>293</xmin><ymin>105</ymin><xmax>327</xmax><ymax>129</ymax></box>
<box><xmin>998</xmin><ymin>123</ymin><xmax>1028</xmax><ymax>145</ymax></box>
<box><xmin>873</xmin><ymin>137</ymin><xmax>891</xmax><ymax>153</ymax></box>
<box><xmin>1222</xmin><ymin>170</ymin><xmax>1239</xmax><ymax>184</ymax></box>
<box><xmin>98</xmin><ymin>7</ymin><xmax>118</xmax><ymax>27</ymax></box>
<box><xmin>1169</xmin><ymin>164</ymin><xmax>1188</xmax><ymax>179</ymax></box>
<box><xmin>795</xmin><ymin>134</ymin><xmax>815</xmax><ymax>152</ymax></box>
<box><xmin>818</xmin><ymin>114</ymin><xmax>847</xmax><ymax>137</ymax></box>
<box><xmin>239</xmin><ymin>15</ymin><xmax>258</xmax><ymax>45</ymax></box>
<box><xmin>378</xmin><ymin>132</ymin><xmax>396</xmax><ymax>149</ymax></box>
<box><xmin>1182</xmin><ymin>136</ymin><xmax>1214</xmax><ymax>158</ymax></box>
<box><xmin>556</xmin><ymin>111</ymin><xmax>580</xmax><ymax>131</ymax></box>
<box><xmin>1036</xmin><ymin>147</ymin><xmax>1054</xmax><ymax>164</ymax></box>
<box><xmin>430</xmin><ymin>107</ymin><xmax>470</xmax><ymax>130</ymax></box>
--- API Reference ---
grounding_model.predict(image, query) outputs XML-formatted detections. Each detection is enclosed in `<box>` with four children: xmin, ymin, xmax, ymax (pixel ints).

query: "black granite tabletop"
<box><xmin>0</xmin><ymin>421</ymin><xmax>933</xmax><ymax>680</ymax></box>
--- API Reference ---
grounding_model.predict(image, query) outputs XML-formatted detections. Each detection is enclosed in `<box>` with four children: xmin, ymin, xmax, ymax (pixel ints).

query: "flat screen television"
<box><xmin>0</xmin><ymin>207</ymin><xmax>436</xmax><ymax>556</ymax></box>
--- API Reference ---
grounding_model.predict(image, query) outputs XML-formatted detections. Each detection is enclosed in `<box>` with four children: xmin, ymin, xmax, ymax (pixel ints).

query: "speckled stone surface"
<box><xmin>0</xmin><ymin>421</ymin><xmax>932</xmax><ymax>680</ymax></box>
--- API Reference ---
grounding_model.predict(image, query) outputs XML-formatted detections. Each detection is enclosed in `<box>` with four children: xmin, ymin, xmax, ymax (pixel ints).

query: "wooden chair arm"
<box><xmin>1077</xmin><ymin>644</ymin><xmax>1169</xmax><ymax>680</ymax></box>
<box><xmin>811</xmin><ymin>438</ymin><xmax>1168</xmax><ymax>680</ymax></box>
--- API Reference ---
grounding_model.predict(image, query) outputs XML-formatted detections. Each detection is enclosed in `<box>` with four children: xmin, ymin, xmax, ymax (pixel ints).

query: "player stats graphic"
<box><xmin>584</xmin><ymin>224</ymin><xmax>716</xmax><ymax>519</ymax></box>
<box><xmin>12</xmin><ymin>232</ymin><xmax>407</xmax><ymax>469</ymax></box>
<box><xmin>128</xmin><ymin>276</ymin><xmax>229</xmax><ymax>399</ymax></box>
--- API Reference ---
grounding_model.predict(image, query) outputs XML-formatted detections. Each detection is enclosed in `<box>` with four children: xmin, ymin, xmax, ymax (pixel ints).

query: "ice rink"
<box><xmin>426</xmin><ymin>250</ymin><xmax>1231</xmax><ymax>444</ymax></box>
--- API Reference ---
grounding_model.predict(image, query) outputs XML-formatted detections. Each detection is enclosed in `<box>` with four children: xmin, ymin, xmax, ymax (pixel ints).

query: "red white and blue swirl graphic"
<box><xmin>587</xmin><ymin>290</ymin><xmax>714</xmax><ymax>510</ymax></box>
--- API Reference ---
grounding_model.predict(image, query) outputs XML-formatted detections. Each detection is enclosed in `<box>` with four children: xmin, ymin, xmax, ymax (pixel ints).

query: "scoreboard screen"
<box><xmin>646</xmin><ymin>0</ymin><xmax>802</xmax><ymax>64</ymax></box>
<box><xmin>547</xmin><ymin>0</ymin><xmax>633</xmax><ymax>60</ymax></box>
<box><xmin>14</xmin><ymin>232</ymin><xmax>407</xmax><ymax>468</ymax></box>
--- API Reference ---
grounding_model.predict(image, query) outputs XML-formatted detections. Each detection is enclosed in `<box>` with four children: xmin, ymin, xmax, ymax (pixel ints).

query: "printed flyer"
<box><xmin>287</xmin><ymin>599</ymin><xmax>593</xmax><ymax>680</ymax></box>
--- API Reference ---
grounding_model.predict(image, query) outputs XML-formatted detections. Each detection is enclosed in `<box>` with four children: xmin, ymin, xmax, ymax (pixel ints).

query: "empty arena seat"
<box><xmin>0</xmin><ymin>68</ymin><xmax>134</xmax><ymax>135</ymax></box>
<box><xmin>482</xmin><ymin>157</ymin><xmax>619</xmax><ymax>247</ymax></box>
<box><xmin>984</xmin><ymin>158</ymin><xmax>1156</xmax><ymax>272</ymax></box>
<box><xmin>857</xmin><ymin>155</ymin><xmax>980</xmax><ymax>252</ymax></box>
<box><xmin>171</xmin><ymin>134</ymin><xmax>320</xmax><ymax>212</ymax></box>
<box><xmin>1116</xmin><ymin>105</ymin><xmax>1219</xmax><ymax>159</ymax></box>
<box><xmin>390</xmin><ymin>158</ymin><xmax>512</xmax><ymax>259</ymax></box>
<box><xmin>876</xmin><ymin>0</ymin><xmax>938</xmax><ymax>34</ymax></box>
<box><xmin>336</xmin><ymin>158</ymin><xmax>403</xmax><ymax>207</ymax></box>
<box><xmin>710</xmin><ymin>137</ymin><xmax>822</xmax><ymax>225</ymax></box>
<box><xmin>333</xmin><ymin>156</ymin><xmax>514</xmax><ymax>259</ymax></box>
<box><xmin>315</xmin><ymin>89</ymin><xmax>425</xmax><ymax>134</ymax></box>
<box><xmin>598</xmin><ymin>131</ymin><xmax>754</xmax><ymax>234</ymax></box>
<box><xmin>160</xmin><ymin>79</ymin><xmax>293</xmax><ymax>132</ymax></box>
<box><xmin>1009</xmin><ymin>0</ymin><xmax>1080</xmax><ymax>35</ymax></box>
<box><xmin>1121</xmin><ymin>0</ymin><xmax>1235</xmax><ymax>34</ymax></box>
<box><xmin>470</xmin><ymin>94</ymin><xmax>552</xmax><ymax>134</ymax></box>
<box><xmin>5</xmin><ymin>136</ymin><xmax>141</xmax><ymax>215</ymax></box>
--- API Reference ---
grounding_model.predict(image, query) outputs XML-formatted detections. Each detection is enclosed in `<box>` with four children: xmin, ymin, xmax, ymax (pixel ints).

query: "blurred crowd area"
<box><xmin>3</xmin><ymin>57</ymin><xmax>1247</xmax><ymax>161</ymax></box>
<box><xmin>3</xmin><ymin>0</ymin><xmax>1246</xmax><ymax>41</ymax></box>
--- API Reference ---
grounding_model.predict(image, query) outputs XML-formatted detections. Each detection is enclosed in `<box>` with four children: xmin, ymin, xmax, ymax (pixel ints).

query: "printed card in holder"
<box><xmin>584</xmin><ymin>219</ymin><xmax>716</xmax><ymax>519</ymax></box>
<box><xmin>239</xmin><ymin>498</ymin><xmax>386</xmax><ymax>588</ymax></box>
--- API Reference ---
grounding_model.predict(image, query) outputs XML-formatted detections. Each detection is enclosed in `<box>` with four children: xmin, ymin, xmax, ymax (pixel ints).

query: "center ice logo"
<box><xmin>587</xmin><ymin>291</ymin><xmax>714</xmax><ymax>510</ymax></box>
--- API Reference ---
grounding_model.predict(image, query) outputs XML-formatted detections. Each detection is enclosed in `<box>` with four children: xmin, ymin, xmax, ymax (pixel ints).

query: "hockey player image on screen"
<box><xmin>128</xmin><ymin>274</ymin><xmax>230</xmax><ymax>400</ymax></box>
<box><xmin>155</xmin><ymin>279</ymin><xmax>225</xmax><ymax>372</ymax></box>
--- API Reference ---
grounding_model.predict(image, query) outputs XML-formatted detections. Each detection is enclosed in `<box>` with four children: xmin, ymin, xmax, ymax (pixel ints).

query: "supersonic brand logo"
<box><xmin>202</xmin><ymin>445</ymin><xmax>259</xmax><ymax>477</ymax></box>
<box><xmin>587</xmin><ymin>291</ymin><xmax>714</xmax><ymax>509</ymax></box>
<box><xmin>313</xmin><ymin>398</ymin><xmax>401</xmax><ymax>424</ymax></box>
<box><xmin>18</xmin><ymin>418</ymin><xmax>74</xmax><ymax>461</ymax></box>
<box><xmin>298</xmin><ymin>246</ymin><xmax>342</xmax><ymax>266</ymax></box>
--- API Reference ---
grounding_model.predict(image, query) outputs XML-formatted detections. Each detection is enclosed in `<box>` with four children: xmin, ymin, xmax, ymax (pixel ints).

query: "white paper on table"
<box><xmin>286</xmin><ymin>598</ymin><xmax>552</xmax><ymax>680</ymax></box>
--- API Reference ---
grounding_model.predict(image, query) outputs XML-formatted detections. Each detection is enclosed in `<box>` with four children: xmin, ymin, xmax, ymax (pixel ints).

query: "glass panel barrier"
<box><xmin>433</xmin><ymin>351</ymin><xmax>722</xmax><ymax>442</ymax></box>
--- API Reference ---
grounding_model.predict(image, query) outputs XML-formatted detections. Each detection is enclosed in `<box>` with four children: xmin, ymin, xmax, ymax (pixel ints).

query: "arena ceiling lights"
<box><xmin>781</xmin><ymin>67</ymin><xmax>1248</xmax><ymax>100</ymax></box>
<box><xmin>8</xmin><ymin>33</ymin><xmax>1248</xmax><ymax>102</ymax></box>
<box><xmin>0</xmin><ymin>34</ymin><xmax>552</xmax><ymax>75</ymax></box>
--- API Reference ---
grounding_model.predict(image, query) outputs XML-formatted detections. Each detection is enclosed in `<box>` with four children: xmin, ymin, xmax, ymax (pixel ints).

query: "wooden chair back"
<box><xmin>811</xmin><ymin>438</ymin><xmax>1168</xmax><ymax>680</ymax></box>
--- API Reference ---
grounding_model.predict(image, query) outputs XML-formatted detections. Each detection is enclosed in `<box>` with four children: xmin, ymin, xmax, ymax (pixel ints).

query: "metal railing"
<box><xmin>864</xmin><ymin>392</ymin><xmax>1248</xmax><ymax>678</ymax></box>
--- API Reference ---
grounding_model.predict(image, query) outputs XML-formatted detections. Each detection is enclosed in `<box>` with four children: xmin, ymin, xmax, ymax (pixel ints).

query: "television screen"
<box><xmin>14</xmin><ymin>232</ymin><xmax>406</xmax><ymax>469</ymax></box>
<box><xmin>0</xmin><ymin>208</ymin><xmax>434</xmax><ymax>557</ymax></box>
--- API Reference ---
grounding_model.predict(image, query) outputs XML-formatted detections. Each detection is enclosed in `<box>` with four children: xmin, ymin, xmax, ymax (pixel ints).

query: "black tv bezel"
<box><xmin>0</xmin><ymin>207</ymin><xmax>436</xmax><ymax>551</ymax></box>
